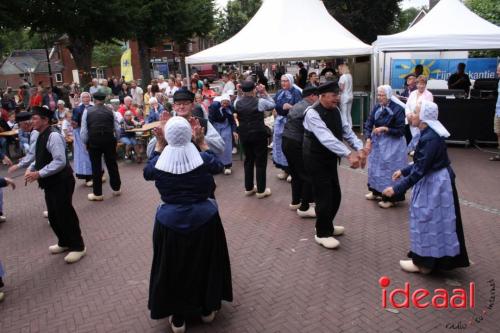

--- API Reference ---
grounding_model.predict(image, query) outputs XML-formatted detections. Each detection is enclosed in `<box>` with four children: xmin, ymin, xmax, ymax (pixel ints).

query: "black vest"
<box><xmin>86</xmin><ymin>105</ymin><xmax>115</xmax><ymax>139</ymax></box>
<box><xmin>35</xmin><ymin>127</ymin><xmax>71</xmax><ymax>189</ymax></box>
<box><xmin>235</xmin><ymin>96</ymin><xmax>266</xmax><ymax>140</ymax></box>
<box><xmin>303</xmin><ymin>104</ymin><xmax>343</xmax><ymax>161</ymax></box>
<box><xmin>283</xmin><ymin>99</ymin><xmax>312</xmax><ymax>143</ymax></box>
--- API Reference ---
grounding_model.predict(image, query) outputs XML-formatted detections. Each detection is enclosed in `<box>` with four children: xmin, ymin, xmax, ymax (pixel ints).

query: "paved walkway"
<box><xmin>0</xmin><ymin>147</ymin><xmax>499</xmax><ymax>332</ymax></box>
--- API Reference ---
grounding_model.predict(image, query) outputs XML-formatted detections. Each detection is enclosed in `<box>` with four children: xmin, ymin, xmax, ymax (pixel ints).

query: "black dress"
<box><xmin>144</xmin><ymin>150</ymin><xmax>233</xmax><ymax>320</ymax></box>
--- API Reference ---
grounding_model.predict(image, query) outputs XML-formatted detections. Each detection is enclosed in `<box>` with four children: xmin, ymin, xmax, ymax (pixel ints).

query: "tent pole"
<box><xmin>185</xmin><ymin>62</ymin><xmax>190</xmax><ymax>86</ymax></box>
<box><xmin>370</xmin><ymin>51</ymin><xmax>378</xmax><ymax>110</ymax></box>
<box><xmin>382</xmin><ymin>52</ymin><xmax>387</xmax><ymax>85</ymax></box>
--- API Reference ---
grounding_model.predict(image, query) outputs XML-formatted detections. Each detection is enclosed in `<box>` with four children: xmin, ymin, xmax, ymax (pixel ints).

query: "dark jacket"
<box><xmin>364</xmin><ymin>100</ymin><xmax>405</xmax><ymax>140</ymax></box>
<box><xmin>144</xmin><ymin>150</ymin><xmax>223</xmax><ymax>204</ymax></box>
<box><xmin>42</xmin><ymin>93</ymin><xmax>59</xmax><ymax>110</ymax></box>
<box><xmin>208</xmin><ymin>102</ymin><xmax>236</xmax><ymax>132</ymax></box>
<box><xmin>274</xmin><ymin>87</ymin><xmax>302</xmax><ymax>117</ymax></box>
<box><xmin>283</xmin><ymin>99</ymin><xmax>312</xmax><ymax>142</ymax></box>
<box><xmin>394</xmin><ymin>127</ymin><xmax>453</xmax><ymax>196</ymax></box>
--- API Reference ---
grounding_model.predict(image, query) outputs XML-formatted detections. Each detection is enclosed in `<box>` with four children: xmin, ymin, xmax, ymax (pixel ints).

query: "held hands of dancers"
<box><xmin>358</xmin><ymin>149</ymin><xmax>367</xmax><ymax>169</ymax></box>
<box><xmin>382</xmin><ymin>187</ymin><xmax>395</xmax><ymax>197</ymax></box>
<box><xmin>24</xmin><ymin>170</ymin><xmax>40</xmax><ymax>183</ymax></box>
<box><xmin>347</xmin><ymin>152</ymin><xmax>360</xmax><ymax>169</ymax></box>
<box><xmin>2</xmin><ymin>155</ymin><xmax>13</xmax><ymax>166</ymax></box>
<box><xmin>7</xmin><ymin>164</ymin><xmax>19</xmax><ymax>174</ymax></box>
<box><xmin>364</xmin><ymin>139</ymin><xmax>372</xmax><ymax>155</ymax></box>
<box><xmin>256</xmin><ymin>84</ymin><xmax>267</xmax><ymax>95</ymax></box>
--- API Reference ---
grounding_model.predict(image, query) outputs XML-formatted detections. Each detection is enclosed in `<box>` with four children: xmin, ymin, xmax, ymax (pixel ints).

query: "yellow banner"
<box><xmin>121</xmin><ymin>48</ymin><xmax>133</xmax><ymax>82</ymax></box>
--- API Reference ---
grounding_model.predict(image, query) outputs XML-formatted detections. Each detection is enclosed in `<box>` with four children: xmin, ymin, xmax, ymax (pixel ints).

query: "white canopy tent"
<box><xmin>372</xmin><ymin>0</ymin><xmax>500</xmax><ymax>86</ymax></box>
<box><xmin>373</xmin><ymin>0</ymin><xmax>500</xmax><ymax>52</ymax></box>
<box><xmin>186</xmin><ymin>0</ymin><xmax>372</xmax><ymax>65</ymax></box>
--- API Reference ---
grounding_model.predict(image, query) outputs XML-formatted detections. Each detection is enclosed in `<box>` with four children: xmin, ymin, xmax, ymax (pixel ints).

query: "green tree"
<box><xmin>466</xmin><ymin>0</ymin><xmax>500</xmax><ymax>57</ymax></box>
<box><xmin>323</xmin><ymin>0</ymin><xmax>402</xmax><ymax>44</ymax></box>
<box><xmin>213</xmin><ymin>0</ymin><xmax>262</xmax><ymax>43</ymax></box>
<box><xmin>0</xmin><ymin>29</ymin><xmax>46</xmax><ymax>57</ymax></box>
<box><xmin>466</xmin><ymin>0</ymin><xmax>500</xmax><ymax>25</ymax></box>
<box><xmin>15</xmin><ymin>0</ymin><xmax>132</xmax><ymax>86</ymax></box>
<box><xmin>129</xmin><ymin>0</ymin><xmax>215</xmax><ymax>85</ymax></box>
<box><xmin>390</xmin><ymin>7</ymin><xmax>424</xmax><ymax>33</ymax></box>
<box><xmin>92</xmin><ymin>41</ymin><xmax>124</xmax><ymax>73</ymax></box>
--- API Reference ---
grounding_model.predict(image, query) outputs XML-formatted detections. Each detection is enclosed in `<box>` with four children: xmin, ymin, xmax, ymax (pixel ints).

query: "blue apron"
<box><xmin>272</xmin><ymin>115</ymin><xmax>288</xmax><ymax>168</ymax></box>
<box><xmin>73</xmin><ymin>128</ymin><xmax>92</xmax><ymax>176</ymax></box>
<box><xmin>409</xmin><ymin>168</ymin><xmax>460</xmax><ymax>258</ymax></box>
<box><xmin>213</xmin><ymin>119</ymin><xmax>233</xmax><ymax>166</ymax></box>
<box><xmin>367</xmin><ymin>133</ymin><xmax>407</xmax><ymax>192</ymax></box>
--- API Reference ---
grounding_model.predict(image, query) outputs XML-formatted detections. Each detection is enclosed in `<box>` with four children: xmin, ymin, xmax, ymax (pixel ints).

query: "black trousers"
<box><xmin>304</xmin><ymin>154</ymin><xmax>341</xmax><ymax>238</ymax></box>
<box><xmin>88</xmin><ymin>135</ymin><xmax>121</xmax><ymax>196</ymax></box>
<box><xmin>404</xmin><ymin>124</ymin><xmax>413</xmax><ymax>145</ymax></box>
<box><xmin>44</xmin><ymin>175</ymin><xmax>84</xmax><ymax>251</ymax></box>
<box><xmin>241</xmin><ymin>137</ymin><xmax>268</xmax><ymax>193</ymax></box>
<box><xmin>282</xmin><ymin>137</ymin><xmax>313</xmax><ymax>210</ymax></box>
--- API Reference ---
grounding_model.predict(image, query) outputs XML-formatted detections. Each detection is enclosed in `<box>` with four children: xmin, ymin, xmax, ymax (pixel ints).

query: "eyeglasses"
<box><xmin>174</xmin><ymin>101</ymin><xmax>192</xmax><ymax>107</ymax></box>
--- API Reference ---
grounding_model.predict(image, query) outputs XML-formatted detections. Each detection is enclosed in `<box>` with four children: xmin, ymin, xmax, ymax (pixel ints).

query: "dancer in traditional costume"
<box><xmin>72</xmin><ymin>92</ymin><xmax>94</xmax><ymax>186</ymax></box>
<box><xmin>273</xmin><ymin>74</ymin><xmax>302</xmax><ymax>181</ymax></box>
<box><xmin>383</xmin><ymin>101</ymin><xmax>469</xmax><ymax>273</ymax></box>
<box><xmin>282</xmin><ymin>86</ymin><xmax>318</xmax><ymax>217</ymax></box>
<box><xmin>209</xmin><ymin>94</ymin><xmax>237</xmax><ymax>175</ymax></box>
<box><xmin>144</xmin><ymin>117</ymin><xmax>232</xmax><ymax>333</ymax></box>
<box><xmin>364</xmin><ymin>85</ymin><xmax>407</xmax><ymax>208</ymax></box>
<box><xmin>303</xmin><ymin>82</ymin><xmax>365</xmax><ymax>249</ymax></box>
<box><xmin>25</xmin><ymin>107</ymin><xmax>86</xmax><ymax>264</ymax></box>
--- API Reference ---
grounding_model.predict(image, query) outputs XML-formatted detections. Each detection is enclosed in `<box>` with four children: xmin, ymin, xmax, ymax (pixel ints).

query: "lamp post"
<box><xmin>42</xmin><ymin>33</ymin><xmax>54</xmax><ymax>89</ymax></box>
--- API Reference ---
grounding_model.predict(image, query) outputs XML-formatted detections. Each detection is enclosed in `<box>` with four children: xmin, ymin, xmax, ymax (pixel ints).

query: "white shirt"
<box><xmin>303</xmin><ymin>106</ymin><xmax>363</xmax><ymax>157</ymax></box>
<box><xmin>339</xmin><ymin>74</ymin><xmax>353</xmax><ymax>103</ymax></box>
<box><xmin>405</xmin><ymin>89</ymin><xmax>434</xmax><ymax>116</ymax></box>
<box><xmin>89</xmin><ymin>85</ymin><xmax>99</xmax><ymax>96</ymax></box>
<box><xmin>62</xmin><ymin>119</ymin><xmax>73</xmax><ymax>136</ymax></box>
<box><xmin>222</xmin><ymin>81</ymin><xmax>236</xmax><ymax>94</ymax></box>
<box><xmin>158</xmin><ymin>81</ymin><xmax>169</xmax><ymax>92</ymax></box>
<box><xmin>165</xmin><ymin>85</ymin><xmax>178</xmax><ymax>103</ymax></box>
<box><xmin>131</xmin><ymin>86</ymin><xmax>144</xmax><ymax>106</ymax></box>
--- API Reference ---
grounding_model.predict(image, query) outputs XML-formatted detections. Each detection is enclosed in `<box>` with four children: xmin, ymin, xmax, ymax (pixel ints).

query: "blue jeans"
<box><xmin>120</xmin><ymin>137</ymin><xmax>137</xmax><ymax>146</ymax></box>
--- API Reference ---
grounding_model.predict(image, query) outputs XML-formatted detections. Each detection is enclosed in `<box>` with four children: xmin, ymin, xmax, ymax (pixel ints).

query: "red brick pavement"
<box><xmin>0</xmin><ymin>147</ymin><xmax>499</xmax><ymax>332</ymax></box>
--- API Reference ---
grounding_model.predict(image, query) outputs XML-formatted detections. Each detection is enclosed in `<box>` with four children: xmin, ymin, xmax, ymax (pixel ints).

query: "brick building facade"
<box><xmin>0</xmin><ymin>36</ymin><xmax>213</xmax><ymax>89</ymax></box>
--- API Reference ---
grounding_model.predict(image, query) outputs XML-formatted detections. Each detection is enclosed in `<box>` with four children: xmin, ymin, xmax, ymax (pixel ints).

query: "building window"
<box><xmin>163</xmin><ymin>44</ymin><xmax>173</xmax><ymax>52</ymax></box>
<box><xmin>55</xmin><ymin>73</ymin><xmax>63</xmax><ymax>83</ymax></box>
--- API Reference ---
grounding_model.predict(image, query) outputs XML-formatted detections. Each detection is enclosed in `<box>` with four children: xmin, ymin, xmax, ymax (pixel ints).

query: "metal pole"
<box><xmin>43</xmin><ymin>33</ymin><xmax>54</xmax><ymax>89</ymax></box>
<box><xmin>185</xmin><ymin>62</ymin><xmax>190</xmax><ymax>87</ymax></box>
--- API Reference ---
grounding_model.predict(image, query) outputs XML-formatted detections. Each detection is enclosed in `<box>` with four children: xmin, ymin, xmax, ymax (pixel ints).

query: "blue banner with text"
<box><xmin>391</xmin><ymin>58</ymin><xmax>498</xmax><ymax>89</ymax></box>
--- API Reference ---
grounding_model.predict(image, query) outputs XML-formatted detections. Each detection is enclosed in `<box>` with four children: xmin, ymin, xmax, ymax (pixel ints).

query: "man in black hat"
<box><xmin>303</xmin><ymin>81</ymin><xmax>366</xmax><ymax>250</ymax></box>
<box><xmin>234</xmin><ymin>80</ymin><xmax>275</xmax><ymax>198</ymax></box>
<box><xmin>146</xmin><ymin>89</ymin><xmax>224</xmax><ymax>158</ymax></box>
<box><xmin>25</xmin><ymin>106</ymin><xmax>86</xmax><ymax>263</ymax></box>
<box><xmin>81</xmin><ymin>91</ymin><xmax>122</xmax><ymax>201</ymax></box>
<box><xmin>282</xmin><ymin>86</ymin><xmax>318</xmax><ymax>218</ymax></box>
